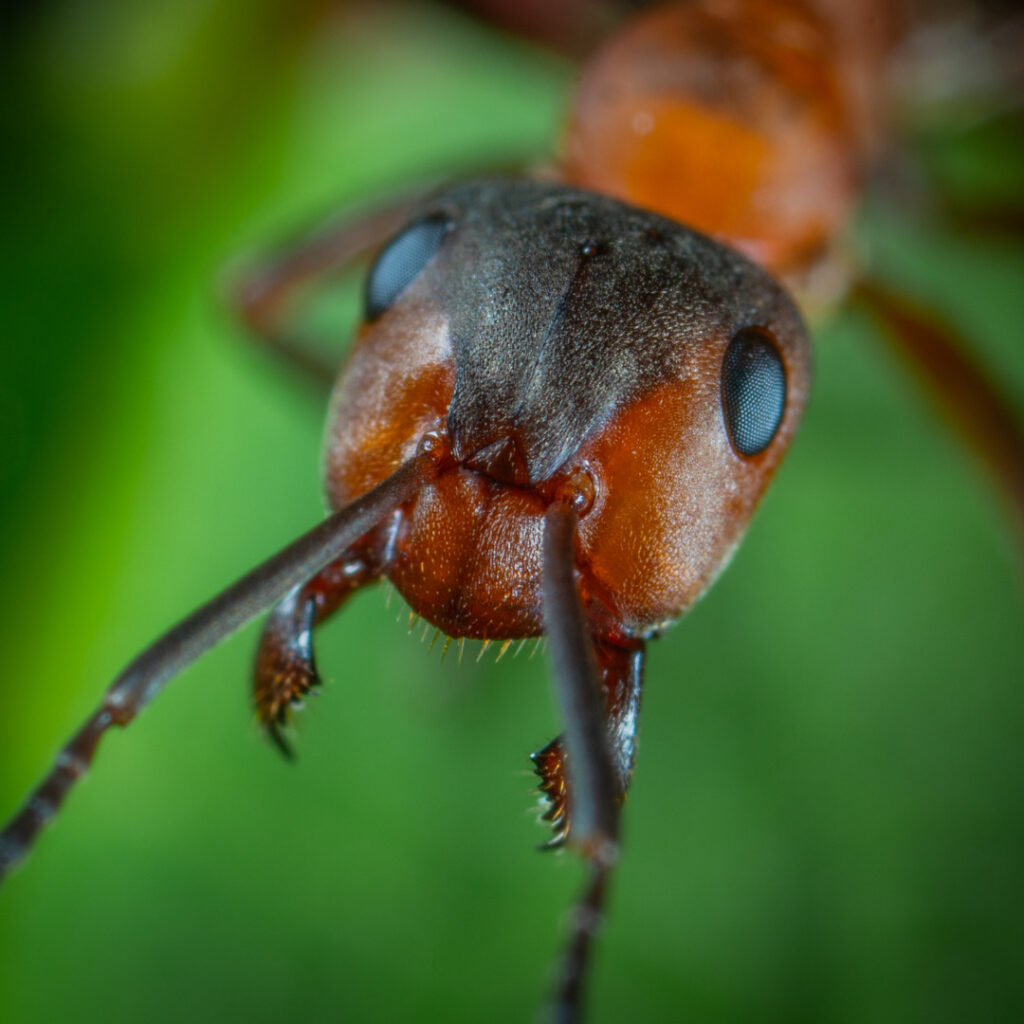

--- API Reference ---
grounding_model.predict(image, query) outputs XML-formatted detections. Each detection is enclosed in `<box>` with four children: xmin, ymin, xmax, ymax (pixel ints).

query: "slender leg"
<box><xmin>229</xmin><ymin>197</ymin><xmax>425</xmax><ymax>392</ymax></box>
<box><xmin>255</xmin><ymin>547</ymin><xmax>384</xmax><ymax>758</ymax></box>
<box><xmin>937</xmin><ymin>196</ymin><xmax>1024</xmax><ymax>242</ymax></box>
<box><xmin>0</xmin><ymin>449</ymin><xmax>440</xmax><ymax>885</ymax></box>
<box><xmin>541</xmin><ymin>500</ymin><xmax>630</xmax><ymax>1024</ymax></box>
<box><xmin>852</xmin><ymin>280</ymin><xmax>1024</xmax><ymax>547</ymax></box>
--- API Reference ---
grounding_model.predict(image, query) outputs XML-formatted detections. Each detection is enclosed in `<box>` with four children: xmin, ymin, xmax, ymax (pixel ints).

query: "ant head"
<box><xmin>327</xmin><ymin>179</ymin><xmax>810</xmax><ymax>634</ymax></box>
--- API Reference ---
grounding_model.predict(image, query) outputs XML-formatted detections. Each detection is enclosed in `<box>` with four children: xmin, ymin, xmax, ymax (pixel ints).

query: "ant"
<box><xmin>2</xmin><ymin>2</ymin><xmax>1024</xmax><ymax>1024</ymax></box>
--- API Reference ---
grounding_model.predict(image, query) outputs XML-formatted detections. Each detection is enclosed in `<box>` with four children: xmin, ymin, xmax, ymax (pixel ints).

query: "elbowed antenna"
<box><xmin>0</xmin><ymin>448</ymin><xmax>440</xmax><ymax>885</ymax></box>
<box><xmin>540</xmin><ymin>499</ymin><xmax>620</xmax><ymax>1024</ymax></box>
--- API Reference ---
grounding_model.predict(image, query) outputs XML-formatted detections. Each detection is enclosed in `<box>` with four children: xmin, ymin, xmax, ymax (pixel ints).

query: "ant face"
<box><xmin>327</xmin><ymin>180</ymin><xmax>810</xmax><ymax>638</ymax></box>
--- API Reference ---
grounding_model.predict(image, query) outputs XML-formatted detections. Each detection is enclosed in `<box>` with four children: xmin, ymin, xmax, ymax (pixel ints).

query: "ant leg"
<box><xmin>852</xmin><ymin>280</ymin><xmax>1024</xmax><ymax>547</ymax></box>
<box><xmin>255</xmin><ymin>547</ymin><xmax>384</xmax><ymax>758</ymax></box>
<box><xmin>532</xmin><ymin>636</ymin><xmax>644</xmax><ymax>847</ymax></box>
<box><xmin>541</xmin><ymin>500</ymin><xmax>634</xmax><ymax>1024</ymax></box>
<box><xmin>0</xmin><ymin>449</ymin><xmax>440</xmax><ymax>885</ymax></box>
<box><xmin>229</xmin><ymin>196</ymin><xmax>425</xmax><ymax>392</ymax></box>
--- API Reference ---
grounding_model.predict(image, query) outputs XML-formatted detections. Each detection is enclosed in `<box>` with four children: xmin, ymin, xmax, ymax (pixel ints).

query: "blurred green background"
<box><xmin>2</xmin><ymin>2</ymin><xmax>1023</xmax><ymax>1022</ymax></box>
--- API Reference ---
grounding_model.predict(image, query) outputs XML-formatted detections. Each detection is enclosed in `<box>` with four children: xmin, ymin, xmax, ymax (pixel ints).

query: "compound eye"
<box><xmin>365</xmin><ymin>215</ymin><xmax>451</xmax><ymax>321</ymax></box>
<box><xmin>721</xmin><ymin>327</ymin><xmax>787</xmax><ymax>456</ymax></box>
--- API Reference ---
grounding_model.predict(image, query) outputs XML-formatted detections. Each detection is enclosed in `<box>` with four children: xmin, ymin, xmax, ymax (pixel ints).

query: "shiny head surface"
<box><xmin>326</xmin><ymin>179</ymin><xmax>811</xmax><ymax>638</ymax></box>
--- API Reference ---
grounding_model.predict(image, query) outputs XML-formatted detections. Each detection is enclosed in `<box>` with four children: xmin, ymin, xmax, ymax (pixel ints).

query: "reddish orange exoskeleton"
<box><xmin>2</xmin><ymin>3</ymin><xmax>1021</xmax><ymax>1021</ymax></box>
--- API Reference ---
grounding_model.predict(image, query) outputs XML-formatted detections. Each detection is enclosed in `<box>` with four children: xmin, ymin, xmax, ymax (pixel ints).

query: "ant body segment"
<box><xmin>2</xmin><ymin>3</ymin><xmax>1022</xmax><ymax>1021</ymax></box>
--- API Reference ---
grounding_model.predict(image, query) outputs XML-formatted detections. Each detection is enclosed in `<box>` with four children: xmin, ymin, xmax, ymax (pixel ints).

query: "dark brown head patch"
<box><xmin>393</xmin><ymin>179</ymin><xmax>807</xmax><ymax>484</ymax></box>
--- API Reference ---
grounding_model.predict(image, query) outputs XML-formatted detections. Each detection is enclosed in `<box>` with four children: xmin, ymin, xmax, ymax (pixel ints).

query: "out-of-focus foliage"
<box><xmin>1</xmin><ymin>3</ymin><xmax>1022</xmax><ymax>1022</ymax></box>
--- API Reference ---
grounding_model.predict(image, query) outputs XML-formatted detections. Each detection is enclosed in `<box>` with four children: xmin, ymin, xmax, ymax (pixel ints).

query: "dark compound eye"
<box><xmin>721</xmin><ymin>327</ymin><xmax>787</xmax><ymax>456</ymax></box>
<box><xmin>364</xmin><ymin>215</ymin><xmax>451</xmax><ymax>320</ymax></box>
